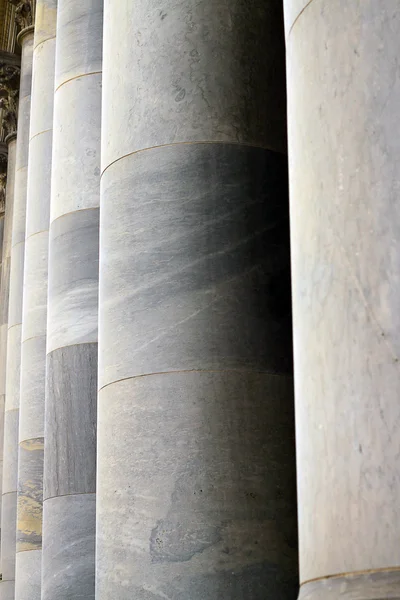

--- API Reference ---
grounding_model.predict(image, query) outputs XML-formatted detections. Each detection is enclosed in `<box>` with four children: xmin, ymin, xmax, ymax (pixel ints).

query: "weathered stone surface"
<box><xmin>17</xmin><ymin>438</ymin><xmax>44</xmax><ymax>551</ymax></box>
<box><xmin>1</xmin><ymin>491</ymin><xmax>17</xmax><ymax>580</ymax></box>
<box><xmin>99</xmin><ymin>143</ymin><xmax>291</xmax><ymax>389</ymax></box>
<box><xmin>51</xmin><ymin>75</ymin><xmax>101</xmax><ymax>222</ymax></box>
<box><xmin>34</xmin><ymin>0</ymin><xmax>57</xmax><ymax>49</ymax></box>
<box><xmin>29</xmin><ymin>37</ymin><xmax>55</xmax><ymax>136</ymax></box>
<box><xmin>101</xmin><ymin>0</ymin><xmax>287</xmax><ymax>169</ymax></box>
<box><xmin>55</xmin><ymin>0</ymin><xmax>103</xmax><ymax>89</ymax></box>
<box><xmin>15</xmin><ymin>550</ymin><xmax>41</xmax><ymax>600</ymax></box>
<box><xmin>7</xmin><ymin>240</ymin><xmax>23</xmax><ymax>326</ymax></box>
<box><xmin>47</xmin><ymin>209</ymin><xmax>99</xmax><ymax>352</ymax></box>
<box><xmin>19</xmin><ymin>335</ymin><xmax>46</xmax><ymax>442</ymax></box>
<box><xmin>97</xmin><ymin>371</ymin><xmax>298</xmax><ymax>599</ymax></box>
<box><xmin>21</xmin><ymin>231</ymin><xmax>47</xmax><ymax>340</ymax></box>
<box><xmin>285</xmin><ymin>0</ymin><xmax>400</xmax><ymax>586</ymax></box>
<box><xmin>24</xmin><ymin>131</ymin><xmax>51</xmax><ymax>237</ymax></box>
<box><xmin>44</xmin><ymin>343</ymin><xmax>97</xmax><ymax>499</ymax></box>
<box><xmin>41</xmin><ymin>494</ymin><xmax>96</xmax><ymax>600</ymax></box>
<box><xmin>2</xmin><ymin>409</ymin><xmax>18</xmax><ymax>494</ymax></box>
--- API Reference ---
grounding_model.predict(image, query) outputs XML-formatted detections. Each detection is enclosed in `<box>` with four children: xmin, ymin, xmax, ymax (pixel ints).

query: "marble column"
<box><xmin>0</xmin><ymin>129</ymin><xmax>17</xmax><ymax>579</ymax></box>
<box><xmin>41</xmin><ymin>0</ymin><xmax>102</xmax><ymax>598</ymax></box>
<box><xmin>1</xmin><ymin>27</ymin><xmax>33</xmax><ymax>600</ymax></box>
<box><xmin>15</xmin><ymin>2</ymin><xmax>56</xmax><ymax>599</ymax></box>
<box><xmin>0</xmin><ymin>56</ymin><xmax>20</xmax><ymax>581</ymax></box>
<box><xmin>284</xmin><ymin>1</ymin><xmax>400</xmax><ymax>598</ymax></box>
<box><xmin>97</xmin><ymin>2</ymin><xmax>297</xmax><ymax>599</ymax></box>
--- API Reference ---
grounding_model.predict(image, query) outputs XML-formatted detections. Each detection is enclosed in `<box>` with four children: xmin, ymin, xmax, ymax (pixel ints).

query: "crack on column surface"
<box><xmin>301</xmin><ymin>565</ymin><xmax>400</xmax><ymax>586</ymax></box>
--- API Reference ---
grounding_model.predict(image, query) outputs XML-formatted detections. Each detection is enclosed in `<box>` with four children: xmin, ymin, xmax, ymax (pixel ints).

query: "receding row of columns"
<box><xmin>0</xmin><ymin>0</ymin><xmax>397</xmax><ymax>599</ymax></box>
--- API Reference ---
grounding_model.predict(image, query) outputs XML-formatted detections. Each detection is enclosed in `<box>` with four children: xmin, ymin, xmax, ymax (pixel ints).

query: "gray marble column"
<box><xmin>2</xmin><ymin>25</ymin><xmax>33</xmax><ymax>600</ymax></box>
<box><xmin>97</xmin><ymin>2</ymin><xmax>297</xmax><ymax>599</ymax></box>
<box><xmin>284</xmin><ymin>2</ymin><xmax>400</xmax><ymax>599</ymax></box>
<box><xmin>15</xmin><ymin>2</ymin><xmax>56</xmax><ymax>599</ymax></box>
<box><xmin>41</xmin><ymin>0</ymin><xmax>102</xmax><ymax>598</ymax></box>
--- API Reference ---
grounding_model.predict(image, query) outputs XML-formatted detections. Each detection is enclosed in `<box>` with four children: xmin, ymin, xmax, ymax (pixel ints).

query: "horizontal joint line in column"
<box><xmin>16</xmin><ymin>166</ymin><xmax>28</xmax><ymax>173</ymax></box>
<box><xmin>288</xmin><ymin>0</ymin><xmax>318</xmax><ymax>36</ymax></box>
<box><xmin>99</xmin><ymin>368</ymin><xmax>292</xmax><ymax>393</ymax></box>
<box><xmin>55</xmin><ymin>70</ymin><xmax>102</xmax><ymax>94</ymax></box>
<box><xmin>22</xmin><ymin>333</ymin><xmax>46</xmax><ymax>345</ymax></box>
<box><xmin>4</xmin><ymin>408</ymin><xmax>18</xmax><ymax>414</ymax></box>
<box><xmin>43</xmin><ymin>491</ymin><xmax>95</xmax><ymax>503</ymax></box>
<box><xmin>1</xmin><ymin>580</ymin><xmax>15</xmax><ymax>583</ymax></box>
<box><xmin>34</xmin><ymin>35</ymin><xmax>56</xmax><ymax>52</ymax></box>
<box><xmin>11</xmin><ymin>239</ymin><xmax>24</xmax><ymax>250</ymax></box>
<box><xmin>8</xmin><ymin>322</ymin><xmax>22</xmax><ymax>332</ymax></box>
<box><xmin>50</xmin><ymin>205</ymin><xmax>99</xmax><ymax>228</ymax></box>
<box><xmin>47</xmin><ymin>339</ymin><xmax>98</xmax><ymax>356</ymax></box>
<box><xmin>2</xmin><ymin>490</ymin><xmax>17</xmax><ymax>497</ymax></box>
<box><xmin>301</xmin><ymin>565</ymin><xmax>400</xmax><ymax>587</ymax></box>
<box><xmin>29</xmin><ymin>128</ymin><xmax>52</xmax><ymax>143</ymax></box>
<box><xmin>16</xmin><ymin>547</ymin><xmax>42</xmax><ymax>554</ymax></box>
<box><xmin>101</xmin><ymin>139</ymin><xmax>285</xmax><ymax>178</ymax></box>
<box><xmin>19</xmin><ymin>436</ymin><xmax>44</xmax><ymax>445</ymax></box>
<box><xmin>26</xmin><ymin>228</ymin><xmax>48</xmax><ymax>242</ymax></box>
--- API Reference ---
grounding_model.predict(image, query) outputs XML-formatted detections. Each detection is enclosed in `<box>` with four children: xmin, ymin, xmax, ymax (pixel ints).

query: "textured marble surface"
<box><xmin>99</xmin><ymin>143</ymin><xmax>291</xmax><ymax>388</ymax></box>
<box><xmin>2</xmin><ymin>410</ymin><xmax>18</xmax><ymax>494</ymax></box>
<box><xmin>19</xmin><ymin>336</ymin><xmax>46</xmax><ymax>442</ymax></box>
<box><xmin>55</xmin><ymin>0</ymin><xmax>103</xmax><ymax>89</ymax></box>
<box><xmin>25</xmin><ymin>132</ymin><xmax>52</xmax><ymax>238</ymax></box>
<box><xmin>51</xmin><ymin>75</ymin><xmax>102</xmax><ymax>222</ymax></box>
<box><xmin>5</xmin><ymin>325</ymin><xmax>22</xmax><ymax>411</ymax></box>
<box><xmin>283</xmin><ymin>0</ymin><xmax>310</xmax><ymax>35</ymax></box>
<box><xmin>17</xmin><ymin>439</ymin><xmax>44</xmax><ymax>552</ymax></box>
<box><xmin>15</xmin><ymin>550</ymin><xmax>41</xmax><ymax>600</ymax></box>
<box><xmin>286</xmin><ymin>0</ymin><xmax>400</xmax><ymax>584</ymax></box>
<box><xmin>47</xmin><ymin>209</ymin><xmax>99</xmax><ymax>352</ymax></box>
<box><xmin>34</xmin><ymin>0</ymin><xmax>57</xmax><ymax>49</ymax></box>
<box><xmin>29</xmin><ymin>39</ymin><xmax>55</xmax><ymax>137</ymax></box>
<box><xmin>41</xmin><ymin>494</ymin><xmax>96</xmax><ymax>600</ymax></box>
<box><xmin>97</xmin><ymin>371</ymin><xmax>297</xmax><ymax>599</ymax></box>
<box><xmin>1</xmin><ymin>579</ymin><xmax>15</xmax><ymax>599</ymax></box>
<box><xmin>1</xmin><ymin>491</ymin><xmax>17</xmax><ymax>580</ymax></box>
<box><xmin>18</xmin><ymin>33</ymin><xmax>34</xmax><ymax>101</ymax></box>
<box><xmin>44</xmin><ymin>343</ymin><xmax>97</xmax><ymax>499</ymax></box>
<box><xmin>7</xmin><ymin>242</ymin><xmax>24</xmax><ymax>327</ymax></box>
<box><xmin>10</xmin><ymin>170</ymin><xmax>27</xmax><ymax>247</ymax></box>
<box><xmin>21</xmin><ymin>232</ymin><xmax>47</xmax><ymax>340</ymax></box>
<box><xmin>299</xmin><ymin>570</ymin><xmax>400</xmax><ymax>599</ymax></box>
<box><xmin>101</xmin><ymin>0</ymin><xmax>287</xmax><ymax>168</ymax></box>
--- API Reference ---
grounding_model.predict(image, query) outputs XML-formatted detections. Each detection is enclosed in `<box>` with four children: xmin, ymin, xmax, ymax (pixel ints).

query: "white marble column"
<box><xmin>97</xmin><ymin>2</ymin><xmax>297</xmax><ymax>599</ymax></box>
<box><xmin>15</xmin><ymin>2</ymin><xmax>56</xmax><ymax>599</ymax></box>
<box><xmin>41</xmin><ymin>0</ymin><xmax>102</xmax><ymax>598</ymax></box>
<box><xmin>284</xmin><ymin>1</ymin><xmax>400</xmax><ymax>598</ymax></box>
<box><xmin>2</xmin><ymin>24</ymin><xmax>33</xmax><ymax>600</ymax></box>
<box><xmin>0</xmin><ymin>131</ymin><xmax>17</xmax><ymax>581</ymax></box>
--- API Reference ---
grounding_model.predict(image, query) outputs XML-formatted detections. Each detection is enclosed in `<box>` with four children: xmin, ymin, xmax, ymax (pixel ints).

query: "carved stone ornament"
<box><xmin>0</xmin><ymin>145</ymin><xmax>7</xmax><ymax>214</ymax></box>
<box><xmin>0</xmin><ymin>63</ymin><xmax>20</xmax><ymax>138</ymax></box>
<box><xmin>9</xmin><ymin>0</ymin><xmax>33</xmax><ymax>31</ymax></box>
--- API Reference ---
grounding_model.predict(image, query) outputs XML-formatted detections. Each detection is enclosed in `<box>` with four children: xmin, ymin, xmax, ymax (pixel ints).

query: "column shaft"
<box><xmin>0</xmin><ymin>135</ymin><xmax>16</xmax><ymax>579</ymax></box>
<box><xmin>41</xmin><ymin>0</ymin><xmax>102</xmax><ymax>598</ymax></box>
<box><xmin>2</xmin><ymin>28</ymin><xmax>33</xmax><ymax>600</ymax></box>
<box><xmin>284</xmin><ymin>1</ymin><xmax>400</xmax><ymax>598</ymax></box>
<box><xmin>98</xmin><ymin>2</ymin><xmax>297</xmax><ymax>598</ymax></box>
<box><xmin>15</xmin><ymin>2</ymin><xmax>57</xmax><ymax>599</ymax></box>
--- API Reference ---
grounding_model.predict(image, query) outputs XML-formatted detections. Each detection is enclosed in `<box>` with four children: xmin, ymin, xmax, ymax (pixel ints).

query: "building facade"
<box><xmin>0</xmin><ymin>1</ymin><xmax>397</xmax><ymax>599</ymax></box>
